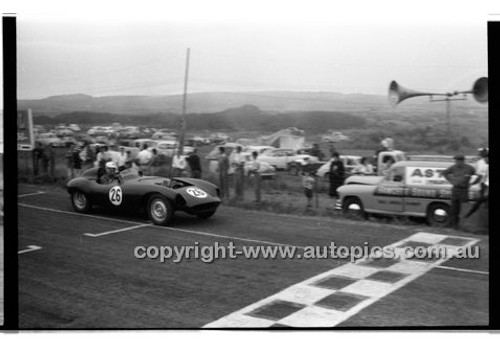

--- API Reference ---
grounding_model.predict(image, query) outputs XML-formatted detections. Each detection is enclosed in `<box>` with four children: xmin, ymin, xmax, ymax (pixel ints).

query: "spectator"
<box><xmin>229</xmin><ymin>145</ymin><xmax>245</xmax><ymax>198</ymax></box>
<box><xmin>149</xmin><ymin>148</ymin><xmax>159</xmax><ymax>176</ymax></box>
<box><xmin>48</xmin><ymin>144</ymin><xmax>56</xmax><ymax>178</ymax></box>
<box><xmin>310</xmin><ymin>143</ymin><xmax>324</xmax><ymax>161</ymax></box>
<box><xmin>442</xmin><ymin>154</ymin><xmax>476</xmax><ymax>230</ymax></box>
<box><xmin>381</xmin><ymin>157</ymin><xmax>395</xmax><ymax>176</ymax></box>
<box><xmin>96</xmin><ymin>159</ymin><xmax>107</xmax><ymax>183</ymax></box>
<box><xmin>79</xmin><ymin>142</ymin><xmax>95</xmax><ymax>170</ymax></box>
<box><xmin>72</xmin><ymin>144</ymin><xmax>82</xmax><ymax>177</ymax></box>
<box><xmin>353</xmin><ymin>157</ymin><xmax>373</xmax><ymax>175</ymax></box>
<box><xmin>171</xmin><ymin>149</ymin><xmax>187</xmax><ymax>177</ymax></box>
<box><xmin>187</xmin><ymin>148</ymin><xmax>202</xmax><ymax>179</ymax></box>
<box><xmin>249</xmin><ymin>151</ymin><xmax>261</xmax><ymax>203</ymax></box>
<box><xmin>328</xmin><ymin>152</ymin><xmax>345</xmax><ymax>209</ymax></box>
<box><xmin>101</xmin><ymin>145</ymin><xmax>112</xmax><ymax>163</ymax></box>
<box><xmin>33</xmin><ymin>142</ymin><xmax>45</xmax><ymax>175</ymax></box>
<box><xmin>218</xmin><ymin>146</ymin><xmax>230</xmax><ymax>200</ymax></box>
<box><xmin>65</xmin><ymin>147</ymin><xmax>75</xmax><ymax>179</ymax></box>
<box><xmin>137</xmin><ymin>144</ymin><xmax>152</xmax><ymax>173</ymax></box>
<box><xmin>465</xmin><ymin>149</ymin><xmax>489</xmax><ymax>218</ymax></box>
<box><xmin>329</xmin><ymin>144</ymin><xmax>337</xmax><ymax>158</ymax></box>
<box><xmin>302</xmin><ymin>172</ymin><xmax>315</xmax><ymax>209</ymax></box>
<box><xmin>117</xmin><ymin>147</ymin><xmax>127</xmax><ymax>171</ymax></box>
<box><xmin>124</xmin><ymin>150</ymin><xmax>134</xmax><ymax>170</ymax></box>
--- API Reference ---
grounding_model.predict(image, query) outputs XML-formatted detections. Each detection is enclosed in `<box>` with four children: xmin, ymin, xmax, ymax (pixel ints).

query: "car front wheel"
<box><xmin>342</xmin><ymin>197</ymin><xmax>366</xmax><ymax>220</ymax></box>
<box><xmin>71</xmin><ymin>191</ymin><xmax>92</xmax><ymax>213</ymax></box>
<box><xmin>426</xmin><ymin>203</ymin><xmax>450</xmax><ymax>227</ymax></box>
<box><xmin>147</xmin><ymin>194</ymin><xmax>174</xmax><ymax>225</ymax></box>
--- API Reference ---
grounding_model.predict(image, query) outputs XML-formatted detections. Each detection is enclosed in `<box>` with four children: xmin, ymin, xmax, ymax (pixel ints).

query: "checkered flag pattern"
<box><xmin>204</xmin><ymin>232</ymin><xmax>479</xmax><ymax>328</ymax></box>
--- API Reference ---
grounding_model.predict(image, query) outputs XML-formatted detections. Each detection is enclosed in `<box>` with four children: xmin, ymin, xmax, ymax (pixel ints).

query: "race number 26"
<box><xmin>109</xmin><ymin>186</ymin><xmax>123</xmax><ymax>206</ymax></box>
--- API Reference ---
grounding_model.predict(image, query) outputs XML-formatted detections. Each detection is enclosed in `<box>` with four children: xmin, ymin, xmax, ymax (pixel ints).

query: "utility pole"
<box><xmin>431</xmin><ymin>96</ymin><xmax>464</xmax><ymax>149</ymax></box>
<box><xmin>178</xmin><ymin>48</ymin><xmax>190</xmax><ymax>154</ymax></box>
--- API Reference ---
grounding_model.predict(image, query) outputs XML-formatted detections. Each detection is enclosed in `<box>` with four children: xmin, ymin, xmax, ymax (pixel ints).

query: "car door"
<box><xmin>372</xmin><ymin>166</ymin><xmax>405</xmax><ymax>213</ymax></box>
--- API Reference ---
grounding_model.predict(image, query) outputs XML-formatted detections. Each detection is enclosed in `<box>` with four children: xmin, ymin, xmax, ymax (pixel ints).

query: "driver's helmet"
<box><xmin>105</xmin><ymin>161</ymin><xmax>118</xmax><ymax>175</ymax></box>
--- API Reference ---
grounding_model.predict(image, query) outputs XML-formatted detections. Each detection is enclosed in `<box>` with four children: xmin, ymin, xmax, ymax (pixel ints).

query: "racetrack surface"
<box><xmin>18</xmin><ymin>184</ymin><xmax>488</xmax><ymax>328</ymax></box>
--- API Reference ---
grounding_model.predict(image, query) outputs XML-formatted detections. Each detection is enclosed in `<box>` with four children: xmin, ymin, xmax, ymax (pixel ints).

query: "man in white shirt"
<box><xmin>171</xmin><ymin>149</ymin><xmax>187</xmax><ymax>177</ymax></box>
<box><xmin>137</xmin><ymin>144</ymin><xmax>152</xmax><ymax>174</ymax></box>
<box><xmin>475</xmin><ymin>148</ymin><xmax>489</xmax><ymax>179</ymax></box>
<box><xmin>249</xmin><ymin>151</ymin><xmax>261</xmax><ymax>202</ymax></box>
<box><xmin>466</xmin><ymin>148</ymin><xmax>489</xmax><ymax>218</ymax></box>
<box><xmin>117</xmin><ymin>147</ymin><xmax>127</xmax><ymax>171</ymax></box>
<box><xmin>230</xmin><ymin>146</ymin><xmax>245</xmax><ymax>198</ymax></box>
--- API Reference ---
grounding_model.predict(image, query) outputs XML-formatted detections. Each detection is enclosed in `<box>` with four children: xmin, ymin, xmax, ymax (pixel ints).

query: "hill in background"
<box><xmin>22</xmin><ymin>91</ymin><xmax>488</xmax><ymax>153</ymax></box>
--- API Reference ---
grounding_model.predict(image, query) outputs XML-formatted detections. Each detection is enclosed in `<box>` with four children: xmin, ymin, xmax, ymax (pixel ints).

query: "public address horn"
<box><xmin>388</xmin><ymin>77</ymin><xmax>488</xmax><ymax>106</ymax></box>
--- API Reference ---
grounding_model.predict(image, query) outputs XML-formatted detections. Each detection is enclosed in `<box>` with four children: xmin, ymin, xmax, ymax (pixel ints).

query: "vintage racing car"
<box><xmin>67</xmin><ymin>168</ymin><xmax>221</xmax><ymax>225</ymax></box>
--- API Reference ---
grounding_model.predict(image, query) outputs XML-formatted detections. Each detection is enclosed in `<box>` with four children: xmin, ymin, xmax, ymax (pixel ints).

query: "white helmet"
<box><xmin>105</xmin><ymin>161</ymin><xmax>117</xmax><ymax>173</ymax></box>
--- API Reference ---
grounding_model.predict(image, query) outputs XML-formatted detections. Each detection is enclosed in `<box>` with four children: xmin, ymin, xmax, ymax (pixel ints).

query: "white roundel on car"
<box><xmin>109</xmin><ymin>186</ymin><xmax>123</xmax><ymax>206</ymax></box>
<box><xmin>186</xmin><ymin>187</ymin><xmax>208</xmax><ymax>198</ymax></box>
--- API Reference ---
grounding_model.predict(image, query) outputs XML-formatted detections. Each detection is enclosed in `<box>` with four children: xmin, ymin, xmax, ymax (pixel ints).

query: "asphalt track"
<box><xmin>18</xmin><ymin>184</ymin><xmax>488</xmax><ymax>328</ymax></box>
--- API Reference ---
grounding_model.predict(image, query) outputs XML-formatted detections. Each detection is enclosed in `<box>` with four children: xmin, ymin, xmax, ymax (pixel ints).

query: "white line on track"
<box><xmin>19</xmin><ymin>203</ymin><xmax>148</xmax><ymax>225</ymax></box>
<box><xmin>435</xmin><ymin>265</ymin><xmax>489</xmax><ymax>275</ymax></box>
<box><xmin>18</xmin><ymin>191</ymin><xmax>46</xmax><ymax>198</ymax></box>
<box><xmin>152</xmin><ymin>225</ymin><xmax>306</xmax><ymax>249</ymax></box>
<box><xmin>19</xmin><ymin>203</ymin><xmax>487</xmax><ymax>275</ymax></box>
<box><xmin>18</xmin><ymin>245</ymin><xmax>42</xmax><ymax>254</ymax></box>
<box><xmin>84</xmin><ymin>224</ymin><xmax>151</xmax><ymax>237</ymax></box>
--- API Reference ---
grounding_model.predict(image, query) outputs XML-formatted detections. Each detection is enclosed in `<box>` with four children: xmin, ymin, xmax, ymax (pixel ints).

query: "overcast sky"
<box><xmin>7</xmin><ymin>1</ymin><xmax>498</xmax><ymax>101</ymax></box>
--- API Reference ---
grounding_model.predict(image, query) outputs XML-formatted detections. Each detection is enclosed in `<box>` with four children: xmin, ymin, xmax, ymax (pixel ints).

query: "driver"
<box><xmin>98</xmin><ymin>161</ymin><xmax>120</xmax><ymax>184</ymax></box>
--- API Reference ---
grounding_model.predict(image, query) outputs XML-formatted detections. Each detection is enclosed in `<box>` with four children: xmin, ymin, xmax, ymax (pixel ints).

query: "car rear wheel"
<box><xmin>426</xmin><ymin>203</ymin><xmax>450</xmax><ymax>227</ymax></box>
<box><xmin>71</xmin><ymin>191</ymin><xmax>91</xmax><ymax>213</ymax></box>
<box><xmin>147</xmin><ymin>195</ymin><xmax>174</xmax><ymax>225</ymax></box>
<box><xmin>197</xmin><ymin>211</ymin><xmax>216</xmax><ymax>219</ymax></box>
<box><xmin>342</xmin><ymin>197</ymin><xmax>366</xmax><ymax>220</ymax></box>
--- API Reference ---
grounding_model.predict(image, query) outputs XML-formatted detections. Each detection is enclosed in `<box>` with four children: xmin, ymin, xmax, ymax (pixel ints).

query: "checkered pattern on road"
<box><xmin>204</xmin><ymin>232</ymin><xmax>479</xmax><ymax>328</ymax></box>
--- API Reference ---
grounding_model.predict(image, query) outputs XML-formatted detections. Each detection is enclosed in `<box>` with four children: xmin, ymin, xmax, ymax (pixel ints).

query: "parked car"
<box><xmin>61</xmin><ymin>135</ymin><xmax>78</xmax><ymax>147</ymax></box>
<box><xmin>242</xmin><ymin>153</ymin><xmax>276</xmax><ymax>178</ymax></box>
<box><xmin>152</xmin><ymin>129</ymin><xmax>177</xmax><ymax>140</ymax></box>
<box><xmin>153</xmin><ymin>140</ymin><xmax>178</xmax><ymax>157</ymax></box>
<box><xmin>316</xmin><ymin>155</ymin><xmax>363</xmax><ymax>178</ymax></box>
<box><xmin>36</xmin><ymin>133</ymin><xmax>65</xmax><ymax>147</ymax></box>
<box><xmin>257</xmin><ymin>148</ymin><xmax>297</xmax><ymax>170</ymax></box>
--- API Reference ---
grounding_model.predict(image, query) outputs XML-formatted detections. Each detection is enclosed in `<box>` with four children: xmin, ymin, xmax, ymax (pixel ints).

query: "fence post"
<box><xmin>49</xmin><ymin>146</ymin><xmax>55</xmax><ymax>180</ymax></box>
<box><xmin>254</xmin><ymin>172</ymin><xmax>261</xmax><ymax>203</ymax></box>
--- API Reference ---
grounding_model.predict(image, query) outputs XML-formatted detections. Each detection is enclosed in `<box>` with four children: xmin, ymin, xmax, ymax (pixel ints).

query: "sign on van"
<box><xmin>407</xmin><ymin>167</ymin><xmax>448</xmax><ymax>186</ymax></box>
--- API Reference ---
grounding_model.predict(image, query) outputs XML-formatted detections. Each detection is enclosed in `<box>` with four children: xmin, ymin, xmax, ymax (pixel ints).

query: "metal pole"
<box><xmin>314</xmin><ymin>175</ymin><xmax>319</xmax><ymax>208</ymax></box>
<box><xmin>446</xmin><ymin>98</ymin><xmax>451</xmax><ymax>143</ymax></box>
<box><xmin>178</xmin><ymin>48</ymin><xmax>190</xmax><ymax>154</ymax></box>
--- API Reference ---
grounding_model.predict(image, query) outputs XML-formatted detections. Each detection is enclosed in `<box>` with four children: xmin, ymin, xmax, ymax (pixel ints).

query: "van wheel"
<box><xmin>427</xmin><ymin>203</ymin><xmax>450</xmax><ymax>227</ymax></box>
<box><xmin>342</xmin><ymin>197</ymin><xmax>366</xmax><ymax>220</ymax></box>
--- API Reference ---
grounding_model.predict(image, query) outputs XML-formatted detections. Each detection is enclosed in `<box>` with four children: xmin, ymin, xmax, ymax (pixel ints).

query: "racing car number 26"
<box><xmin>109</xmin><ymin>186</ymin><xmax>123</xmax><ymax>206</ymax></box>
<box><xmin>186</xmin><ymin>187</ymin><xmax>207</xmax><ymax>198</ymax></box>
